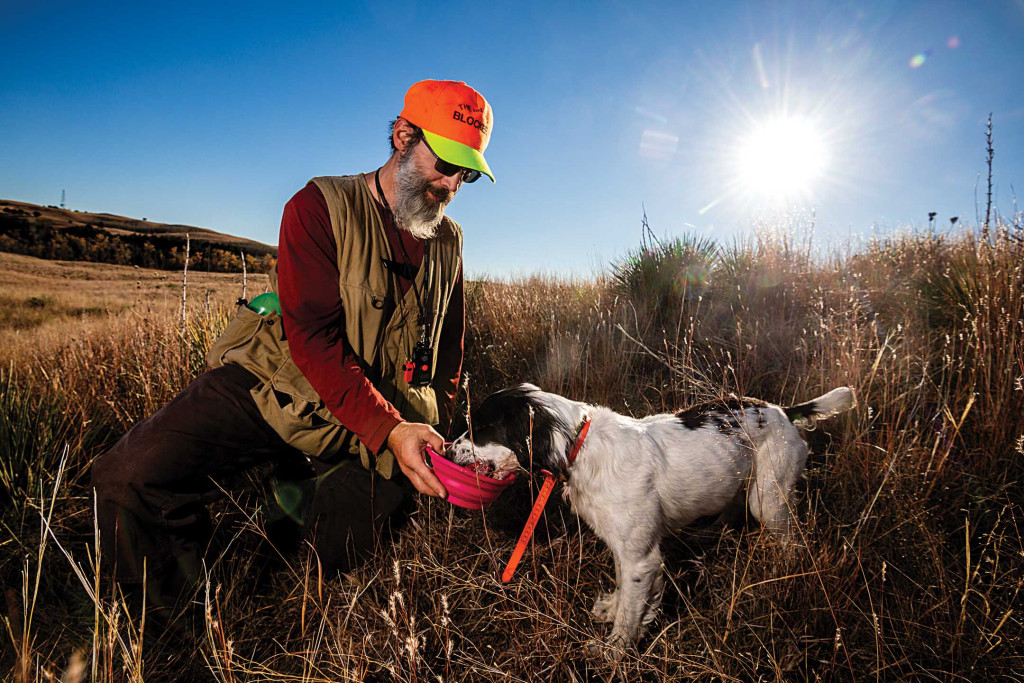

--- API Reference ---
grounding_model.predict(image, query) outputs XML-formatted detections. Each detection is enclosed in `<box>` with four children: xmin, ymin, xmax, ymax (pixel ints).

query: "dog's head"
<box><xmin>449</xmin><ymin>383</ymin><xmax>579</xmax><ymax>480</ymax></box>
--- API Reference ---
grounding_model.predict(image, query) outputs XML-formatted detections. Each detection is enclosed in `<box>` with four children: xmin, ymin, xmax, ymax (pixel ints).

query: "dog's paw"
<box><xmin>585</xmin><ymin>634</ymin><xmax>629</xmax><ymax>662</ymax></box>
<box><xmin>591</xmin><ymin>591</ymin><xmax>618</xmax><ymax>623</ymax></box>
<box><xmin>585</xmin><ymin>638</ymin><xmax>625</xmax><ymax>662</ymax></box>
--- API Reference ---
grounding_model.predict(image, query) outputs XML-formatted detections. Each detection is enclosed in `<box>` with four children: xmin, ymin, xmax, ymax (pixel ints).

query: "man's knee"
<box><xmin>303</xmin><ymin>464</ymin><xmax>411</xmax><ymax>572</ymax></box>
<box><xmin>90</xmin><ymin>421</ymin><xmax>165</xmax><ymax>513</ymax></box>
<box><xmin>91</xmin><ymin>439</ymin><xmax>131</xmax><ymax>498</ymax></box>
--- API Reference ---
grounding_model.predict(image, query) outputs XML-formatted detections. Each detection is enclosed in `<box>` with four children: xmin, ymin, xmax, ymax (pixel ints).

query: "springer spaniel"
<box><xmin>449</xmin><ymin>383</ymin><xmax>856</xmax><ymax>658</ymax></box>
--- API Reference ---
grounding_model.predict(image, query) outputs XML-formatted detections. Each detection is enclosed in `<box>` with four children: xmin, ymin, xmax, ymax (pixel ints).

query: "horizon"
<box><xmin>2</xmin><ymin>1</ymin><xmax>1022</xmax><ymax>278</ymax></box>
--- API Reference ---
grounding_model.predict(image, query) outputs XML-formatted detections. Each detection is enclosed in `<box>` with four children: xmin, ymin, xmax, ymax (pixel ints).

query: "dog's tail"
<box><xmin>784</xmin><ymin>387</ymin><xmax>857</xmax><ymax>429</ymax></box>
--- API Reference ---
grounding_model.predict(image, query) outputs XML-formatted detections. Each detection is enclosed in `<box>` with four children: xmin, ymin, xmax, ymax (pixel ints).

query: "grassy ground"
<box><xmin>2</xmin><ymin>223</ymin><xmax>1023</xmax><ymax>681</ymax></box>
<box><xmin>0</xmin><ymin>252</ymin><xmax>267</xmax><ymax>359</ymax></box>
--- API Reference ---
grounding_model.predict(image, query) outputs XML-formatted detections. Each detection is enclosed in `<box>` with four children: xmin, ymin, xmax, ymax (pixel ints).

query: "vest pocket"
<box><xmin>338</xmin><ymin>283</ymin><xmax>389</xmax><ymax>368</ymax></box>
<box><xmin>267</xmin><ymin>356</ymin><xmax>343</xmax><ymax>427</ymax></box>
<box><xmin>251</xmin><ymin>380</ymin><xmax>349</xmax><ymax>457</ymax></box>
<box><xmin>396</xmin><ymin>380</ymin><xmax>440</xmax><ymax>426</ymax></box>
<box><xmin>249</xmin><ymin>356</ymin><xmax>349</xmax><ymax>457</ymax></box>
<box><xmin>207</xmin><ymin>306</ymin><xmax>270</xmax><ymax>372</ymax></box>
<box><xmin>209</xmin><ymin>305</ymin><xmax>351</xmax><ymax>457</ymax></box>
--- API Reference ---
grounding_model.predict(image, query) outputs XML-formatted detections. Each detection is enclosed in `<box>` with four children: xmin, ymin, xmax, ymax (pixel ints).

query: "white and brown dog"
<box><xmin>449</xmin><ymin>383</ymin><xmax>856</xmax><ymax>656</ymax></box>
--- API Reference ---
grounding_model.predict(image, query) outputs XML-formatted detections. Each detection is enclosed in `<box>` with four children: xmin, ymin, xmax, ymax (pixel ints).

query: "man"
<box><xmin>91</xmin><ymin>79</ymin><xmax>494</xmax><ymax>616</ymax></box>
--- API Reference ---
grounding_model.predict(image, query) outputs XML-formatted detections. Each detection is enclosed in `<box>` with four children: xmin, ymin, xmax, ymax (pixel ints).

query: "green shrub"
<box><xmin>26</xmin><ymin>295</ymin><xmax>54</xmax><ymax>309</ymax></box>
<box><xmin>0</xmin><ymin>369</ymin><xmax>79</xmax><ymax>512</ymax></box>
<box><xmin>609</xmin><ymin>233</ymin><xmax>716</xmax><ymax>324</ymax></box>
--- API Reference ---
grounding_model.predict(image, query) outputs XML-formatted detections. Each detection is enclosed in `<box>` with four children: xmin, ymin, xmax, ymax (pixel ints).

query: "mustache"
<box><xmin>428</xmin><ymin>183</ymin><xmax>453</xmax><ymax>204</ymax></box>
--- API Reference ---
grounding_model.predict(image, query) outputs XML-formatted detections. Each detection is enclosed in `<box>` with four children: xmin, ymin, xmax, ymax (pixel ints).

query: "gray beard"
<box><xmin>392</xmin><ymin>149</ymin><xmax>449</xmax><ymax>239</ymax></box>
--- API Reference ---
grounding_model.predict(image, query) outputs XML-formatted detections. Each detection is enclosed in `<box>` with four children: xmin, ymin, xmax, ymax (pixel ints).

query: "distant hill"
<box><xmin>0</xmin><ymin>199</ymin><xmax>276</xmax><ymax>273</ymax></box>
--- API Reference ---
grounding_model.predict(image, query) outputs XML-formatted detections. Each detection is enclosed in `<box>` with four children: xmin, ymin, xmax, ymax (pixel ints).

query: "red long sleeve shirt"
<box><xmin>277</xmin><ymin>180</ymin><xmax>464</xmax><ymax>455</ymax></box>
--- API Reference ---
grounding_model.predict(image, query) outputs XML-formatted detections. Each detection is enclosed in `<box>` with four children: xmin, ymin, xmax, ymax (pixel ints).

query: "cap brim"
<box><xmin>422</xmin><ymin>130</ymin><xmax>495</xmax><ymax>182</ymax></box>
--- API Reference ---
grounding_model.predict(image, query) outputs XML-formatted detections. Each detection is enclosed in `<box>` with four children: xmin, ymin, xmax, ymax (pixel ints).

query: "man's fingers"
<box><xmin>404</xmin><ymin>469</ymin><xmax>430</xmax><ymax>497</ymax></box>
<box><xmin>412</xmin><ymin>454</ymin><xmax>447</xmax><ymax>499</ymax></box>
<box><xmin>399</xmin><ymin>449</ymin><xmax>447</xmax><ymax>499</ymax></box>
<box><xmin>425</xmin><ymin>428</ymin><xmax>445</xmax><ymax>454</ymax></box>
<box><xmin>386</xmin><ymin>421</ymin><xmax>449</xmax><ymax>498</ymax></box>
<box><xmin>410</xmin><ymin>425</ymin><xmax>446</xmax><ymax>496</ymax></box>
<box><xmin>410</xmin><ymin>467</ymin><xmax>446</xmax><ymax>499</ymax></box>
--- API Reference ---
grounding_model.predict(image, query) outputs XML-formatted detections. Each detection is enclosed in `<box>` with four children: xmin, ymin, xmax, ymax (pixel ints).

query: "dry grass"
<box><xmin>0</xmin><ymin>252</ymin><xmax>267</xmax><ymax>358</ymax></box>
<box><xmin>2</xmin><ymin>222</ymin><xmax>1023</xmax><ymax>681</ymax></box>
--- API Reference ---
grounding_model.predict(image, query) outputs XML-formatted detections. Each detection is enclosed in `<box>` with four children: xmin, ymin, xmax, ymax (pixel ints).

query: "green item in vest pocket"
<box><xmin>247</xmin><ymin>292</ymin><xmax>282</xmax><ymax>317</ymax></box>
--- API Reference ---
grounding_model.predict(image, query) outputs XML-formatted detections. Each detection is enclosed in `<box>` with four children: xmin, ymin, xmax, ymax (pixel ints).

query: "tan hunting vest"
<box><xmin>206</xmin><ymin>175</ymin><xmax>463</xmax><ymax>478</ymax></box>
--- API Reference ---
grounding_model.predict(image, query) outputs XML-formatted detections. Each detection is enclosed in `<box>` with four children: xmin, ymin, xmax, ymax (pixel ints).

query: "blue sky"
<box><xmin>2</xmin><ymin>1</ymin><xmax>1023</xmax><ymax>277</ymax></box>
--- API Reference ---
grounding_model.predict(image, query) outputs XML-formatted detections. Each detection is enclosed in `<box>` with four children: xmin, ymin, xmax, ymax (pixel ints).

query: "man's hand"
<box><xmin>387</xmin><ymin>422</ymin><xmax>448</xmax><ymax>499</ymax></box>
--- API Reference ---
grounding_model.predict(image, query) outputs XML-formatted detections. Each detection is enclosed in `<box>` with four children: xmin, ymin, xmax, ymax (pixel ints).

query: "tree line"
<box><xmin>0</xmin><ymin>210</ymin><xmax>275</xmax><ymax>273</ymax></box>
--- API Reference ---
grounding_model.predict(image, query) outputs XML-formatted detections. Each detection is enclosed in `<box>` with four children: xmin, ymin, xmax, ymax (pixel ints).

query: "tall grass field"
<box><xmin>1</xmin><ymin>219</ymin><xmax>1022</xmax><ymax>681</ymax></box>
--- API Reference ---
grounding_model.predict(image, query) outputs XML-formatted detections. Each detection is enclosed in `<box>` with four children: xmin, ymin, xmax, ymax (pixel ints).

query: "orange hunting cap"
<box><xmin>400</xmin><ymin>79</ymin><xmax>495</xmax><ymax>182</ymax></box>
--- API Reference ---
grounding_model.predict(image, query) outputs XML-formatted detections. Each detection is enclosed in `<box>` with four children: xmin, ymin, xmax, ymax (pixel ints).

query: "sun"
<box><xmin>736</xmin><ymin>116</ymin><xmax>827</xmax><ymax>201</ymax></box>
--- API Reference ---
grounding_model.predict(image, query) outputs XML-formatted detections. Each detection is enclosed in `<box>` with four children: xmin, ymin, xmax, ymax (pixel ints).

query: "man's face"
<box><xmin>392</xmin><ymin>139</ymin><xmax>463</xmax><ymax>239</ymax></box>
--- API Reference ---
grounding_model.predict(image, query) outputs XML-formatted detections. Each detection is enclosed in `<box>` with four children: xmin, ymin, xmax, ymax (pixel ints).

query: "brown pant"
<box><xmin>90</xmin><ymin>364</ymin><xmax>410</xmax><ymax>610</ymax></box>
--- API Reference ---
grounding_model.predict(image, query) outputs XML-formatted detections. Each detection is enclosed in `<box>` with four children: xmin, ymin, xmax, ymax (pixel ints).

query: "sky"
<box><xmin>2</xmin><ymin>0</ymin><xmax>1023</xmax><ymax>277</ymax></box>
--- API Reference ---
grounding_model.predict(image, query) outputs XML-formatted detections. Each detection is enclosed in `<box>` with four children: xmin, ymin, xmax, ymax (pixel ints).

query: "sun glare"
<box><xmin>737</xmin><ymin>116</ymin><xmax>827</xmax><ymax>201</ymax></box>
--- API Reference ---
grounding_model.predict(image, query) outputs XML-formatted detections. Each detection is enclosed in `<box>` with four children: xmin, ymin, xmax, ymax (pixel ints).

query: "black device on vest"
<box><xmin>403</xmin><ymin>340</ymin><xmax>433</xmax><ymax>386</ymax></box>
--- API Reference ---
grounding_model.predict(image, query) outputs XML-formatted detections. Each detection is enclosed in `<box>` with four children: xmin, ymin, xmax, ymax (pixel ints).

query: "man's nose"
<box><xmin>438</xmin><ymin>173</ymin><xmax>462</xmax><ymax>193</ymax></box>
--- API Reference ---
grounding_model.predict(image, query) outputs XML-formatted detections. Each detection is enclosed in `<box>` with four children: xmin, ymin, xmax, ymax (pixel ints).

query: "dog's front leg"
<box><xmin>591</xmin><ymin>552</ymin><xmax>621</xmax><ymax>623</ymax></box>
<box><xmin>603</xmin><ymin>544</ymin><xmax>664</xmax><ymax>660</ymax></box>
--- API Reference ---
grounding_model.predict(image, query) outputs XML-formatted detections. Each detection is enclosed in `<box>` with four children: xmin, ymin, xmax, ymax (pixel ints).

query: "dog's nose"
<box><xmin>447</xmin><ymin>439</ymin><xmax>472</xmax><ymax>463</ymax></box>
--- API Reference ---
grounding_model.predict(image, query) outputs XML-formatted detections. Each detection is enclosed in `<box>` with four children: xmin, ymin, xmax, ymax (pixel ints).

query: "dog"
<box><xmin>449</xmin><ymin>383</ymin><xmax>856</xmax><ymax>657</ymax></box>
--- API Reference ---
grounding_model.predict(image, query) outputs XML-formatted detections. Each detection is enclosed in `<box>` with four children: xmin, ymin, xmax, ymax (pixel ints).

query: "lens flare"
<box><xmin>639</xmin><ymin>129</ymin><xmax>679</xmax><ymax>161</ymax></box>
<box><xmin>909</xmin><ymin>49</ymin><xmax>933</xmax><ymax>68</ymax></box>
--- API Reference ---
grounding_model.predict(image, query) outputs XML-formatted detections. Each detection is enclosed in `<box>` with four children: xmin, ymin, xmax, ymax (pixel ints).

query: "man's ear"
<box><xmin>393</xmin><ymin>118</ymin><xmax>419</xmax><ymax>154</ymax></box>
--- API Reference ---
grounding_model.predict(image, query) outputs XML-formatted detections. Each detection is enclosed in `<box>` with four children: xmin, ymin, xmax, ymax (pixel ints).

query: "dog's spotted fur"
<box><xmin>450</xmin><ymin>384</ymin><xmax>856</xmax><ymax>658</ymax></box>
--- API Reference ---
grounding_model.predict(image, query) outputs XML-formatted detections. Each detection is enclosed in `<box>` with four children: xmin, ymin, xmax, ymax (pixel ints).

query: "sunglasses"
<box><xmin>421</xmin><ymin>138</ymin><xmax>482</xmax><ymax>184</ymax></box>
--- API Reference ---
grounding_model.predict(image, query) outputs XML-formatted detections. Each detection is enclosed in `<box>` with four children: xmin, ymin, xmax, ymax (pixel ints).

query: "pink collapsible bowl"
<box><xmin>426</xmin><ymin>444</ymin><xmax>516</xmax><ymax>510</ymax></box>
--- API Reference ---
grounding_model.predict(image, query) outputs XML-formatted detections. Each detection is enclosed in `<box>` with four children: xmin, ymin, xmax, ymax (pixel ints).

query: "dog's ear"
<box><xmin>514</xmin><ymin>393</ymin><xmax>577</xmax><ymax>473</ymax></box>
<box><xmin>470</xmin><ymin>385</ymin><xmax>575</xmax><ymax>472</ymax></box>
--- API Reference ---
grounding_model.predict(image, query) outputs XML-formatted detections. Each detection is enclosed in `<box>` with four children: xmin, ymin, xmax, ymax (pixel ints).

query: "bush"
<box><xmin>26</xmin><ymin>295</ymin><xmax>53</xmax><ymax>309</ymax></box>
<box><xmin>609</xmin><ymin>232</ymin><xmax>716</xmax><ymax>325</ymax></box>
